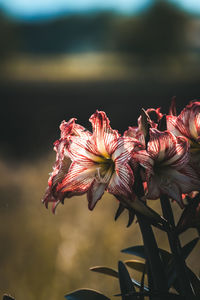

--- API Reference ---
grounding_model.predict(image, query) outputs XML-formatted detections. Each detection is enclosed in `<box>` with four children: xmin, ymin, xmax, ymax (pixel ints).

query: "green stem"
<box><xmin>160</xmin><ymin>194</ymin><xmax>194</xmax><ymax>297</ymax></box>
<box><xmin>136</xmin><ymin>213</ymin><xmax>168</xmax><ymax>300</ymax></box>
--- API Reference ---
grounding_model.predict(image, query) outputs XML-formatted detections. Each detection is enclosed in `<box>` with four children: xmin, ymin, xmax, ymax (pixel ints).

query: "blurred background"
<box><xmin>0</xmin><ymin>0</ymin><xmax>200</xmax><ymax>299</ymax></box>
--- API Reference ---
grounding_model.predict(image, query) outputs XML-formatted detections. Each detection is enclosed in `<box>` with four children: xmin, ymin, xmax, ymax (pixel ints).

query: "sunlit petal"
<box><xmin>57</xmin><ymin>162</ymin><xmax>96</xmax><ymax>193</ymax></box>
<box><xmin>89</xmin><ymin>110</ymin><xmax>119</xmax><ymax>157</ymax></box>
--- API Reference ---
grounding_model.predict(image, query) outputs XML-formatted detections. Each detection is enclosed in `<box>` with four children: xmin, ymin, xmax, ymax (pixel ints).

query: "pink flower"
<box><xmin>124</xmin><ymin>107</ymin><xmax>163</xmax><ymax>148</ymax></box>
<box><xmin>167</xmin><ymin>101</ymin><xmax>200</xmax><ymax>175</ymax></box>
<box><xmin>133</xmin><ymin>129</ymin><xmax>200</xmax><ymax>207</ymax></box>
<box><xmin>43</xmin><ymin>111</ymin><xmax>137</xmax><ymax>212</ymax></box>
<box><xmin>167</xmin><ymin>101</ymin><xmax>200</xmax><ymax>142</ymax></box>
<box><xmin>42</xmin><ymin>118</ymin><xmax>91</xmax><ymax>212</ymax></box>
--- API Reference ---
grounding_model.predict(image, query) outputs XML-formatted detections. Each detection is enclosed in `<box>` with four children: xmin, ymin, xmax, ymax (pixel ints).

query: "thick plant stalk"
<box><xmin>132</xmin><ymin>168</ymin><xmax>168</xmax><ymax>299</ymax></box>
<box><xmin>160</xmin><ymin>194</ymin><xmax>194</xmax><ymax>298</ymax></box>
<box><xmin>136</xmin><ymin>213</ymin><xmax>168</xmax><ymax>300</ymax></box>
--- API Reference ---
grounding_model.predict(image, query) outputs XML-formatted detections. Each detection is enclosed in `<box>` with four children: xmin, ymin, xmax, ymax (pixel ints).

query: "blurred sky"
<box><xmin>0</xmin><ymin>0</ymin><xmax>200</xmax><ymax>21</ymax></box>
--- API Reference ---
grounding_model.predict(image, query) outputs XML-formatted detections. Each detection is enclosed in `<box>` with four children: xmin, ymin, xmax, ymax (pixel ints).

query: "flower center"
<box><xmin>190</xmin><ymin>139</ymin><xmax>200</xmax><ymax>153</ymax></box>
<box><xmin>95</xmin><ymin>158</ymin><xmax>115</xmax><ymax>183</ymax></box>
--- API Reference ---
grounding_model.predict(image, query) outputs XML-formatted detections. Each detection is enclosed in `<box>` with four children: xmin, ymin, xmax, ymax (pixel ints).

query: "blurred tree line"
<box><xmin>0</xmin><ymin>1</ymin><xmax>189</xmax><ymax>62</ymax></box>
<box><xmin>0</xmin><ymin>12</ymin><xmax>20</xmax><ymax>64</ymax></box>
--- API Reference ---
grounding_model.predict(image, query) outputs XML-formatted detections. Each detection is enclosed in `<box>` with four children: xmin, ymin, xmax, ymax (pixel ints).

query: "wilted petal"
<box><xmin>42</xmin><ymin>185</ymin><xmax>66</xmax><ymax>213</ymax></box>
<box><xmin>48</xmin><ymin>140</ymin><xmax>70</xmax><ymax>188</ymax></box>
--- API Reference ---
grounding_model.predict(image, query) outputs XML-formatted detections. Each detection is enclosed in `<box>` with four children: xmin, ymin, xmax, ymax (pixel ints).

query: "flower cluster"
<box><xmin>43</xmin><ymin>102</ymin><xmax>200</xmax><ymax>214</ymax></box>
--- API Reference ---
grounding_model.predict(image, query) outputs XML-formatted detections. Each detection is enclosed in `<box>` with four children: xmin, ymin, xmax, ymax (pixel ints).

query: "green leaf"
<box><xmin>90</xmin><ymin>266</ymin><xmax>118</xmax><ymax>279</ymax></box>
<box><xmin>124</xmin><ymin>259</ymin><xmax>146</xmax><ymax>273</ymax></box>
<box><xmin>128</xmin><ymin>197</ymin><xmax>166</xmax><ymax>226</ymax></box>
<box><xmin>121</xmin><ymin>245</ymin><xmax>146</xmax><ymax>259</ymax></box>
<box><xmin>187</xmin><ymin>267</ymin><xmax>200</xmax><ymax>297</ymax></box>
<box><xmin>139</xmin><ymin>261</ymin><xmax>147</xmax><ymax>300</ymax></box>
<box><xmin>114</xmin><ymin>291</ymin><xmax>198</xmax><ymax>299</ymax></box>
<box><xmin>121</xmin><ymin>245</ymin><xmax>170</xmax><ymax>259</ymax></box>
<box><xmin>64</xmin><ymin>289</ymin><xmax>110</xmax><ymax>300</ymax></box>
<box><xmin>182</xmin><ymin>238</ymin><xmax>199</xmax><ymax>260</ymax></box>
<box><xmin>127</xmin><ymin>210</ymin><xmax>135</xmax><ymax>228</ymax></box>
<box><xmin>118</xmin><ymin>261</ymin><xmax>136</xmax><ymax>300</ymax></box>
<box><xmin>121</xmin><ymin>245</ymin><xmax>180</xmax><ymax>292</ymax></box>
<box><xmin>122</xmin><ymin>243</ymin><xmax>200</xmax><ymax>295</ymax></box>
<box><xmin>90</xmin><ymin>264</ymin><xmax>149</xmax><ymax>291</ymax></box>
<box><xmin>114</xmin><ymin>203</ymin><xmax>125</xmax><ymax>221</ymax></box>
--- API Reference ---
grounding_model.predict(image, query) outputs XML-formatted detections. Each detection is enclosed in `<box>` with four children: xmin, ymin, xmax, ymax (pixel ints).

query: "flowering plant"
<box><xmin>42</xmin><ymin>100</ymin><xmax>200</xmax><ymax>300</ymax></box>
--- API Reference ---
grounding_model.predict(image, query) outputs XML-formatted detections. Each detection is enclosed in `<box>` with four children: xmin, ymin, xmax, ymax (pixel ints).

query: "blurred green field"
<box><xmin>0</xmin><ymin>154</ymin><xmax>199</xmax><ymax>300</ymax></box>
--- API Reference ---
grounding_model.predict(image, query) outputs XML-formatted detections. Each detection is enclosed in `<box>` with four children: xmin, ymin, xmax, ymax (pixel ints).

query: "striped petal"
<box><xmin>67</xmin><ymin>136</ymin><xmax>105</xmax><ymax>166</ymax></box>
<box><xmin>147</xmin><ymin>166</ymin><xmax>200</xmax><ymax>207</ymax></box>
<box><xmin>111</xmin><ymin>137</ymin><xmax>137</xmax><ymax>163</ymax></box>
<box><xmin>107</xmin><ymin>163</ymin><xmax>134</xmax><ymax>198</ymax></box>
<box><xmin>167</xmin><ymin>101</ymin><xmax>200</xmax><ymax>141</ymax></box>
<box><xmin>167</xmin><ymin>115</ymin><xmax>183</xmax><ymax>137</ymax></box>
<box><xmin>87</xmin><ymin>181</ymin><xmax>107</xmax><ymax>210</ymax></box>
<box><xmin>60</xmin><ymin>118</ymin><xmax>91</xmax><ymax>139</ymax></box>
<box><xmin>163</xmin><ymin>166</ymin><xmax>200</xmax><ymax>194</ymax></box>
<box><xmin>89</xmin><ymin>110</ymin><xmax>119</xmax><ymax>158</ymax></box>
<box><xmin>148</xmin><ymin>129</ymin><xmax>189</xmax><ymax>168</ymax></box>
<box><xmin>132</xmin><ymin>150</ymin><xmax>154</xmax><ymax>180</ymax></box>
<box><xmin>147</xmin><ymin>172</ymin><xmax>183</xmax><ymax>206</ymax></box>
<box><xmin>179</xmin><ymin>101</ymin><xmax>200</xmax><ymax>139</ymax></box>
<box><xmin>57</xmin><ymin>162</ymin><xmax>96</xmax><ymax>194</ymax></box>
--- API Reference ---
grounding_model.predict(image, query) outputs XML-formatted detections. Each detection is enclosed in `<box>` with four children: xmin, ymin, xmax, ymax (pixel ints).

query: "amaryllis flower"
<box><xmin>43</xmin><ymin>111</ymin><xmax>137</xmax><ymax>212</ymax></box>
<box><xmin>133</xmin><ymin>129</ymin><xmax>200</xmax><ymax>207</ymax></box>
<box><xmin>167</xmin><ymin>101</ymin><xmax>200</xmax><ymax>175</ymax></box>
<box><xmin>124</xmin><ymin>107</ymin><xmax>163</xmax><ymax>148</ymax></box>
<box><xmin>43</xmin><ymin>118</ymin><xmax>91</xmax><ymax>212</ymax></box>
<box><xmin>167</xmin><ymin>101</ymin><xmax>200</xmax><ymax>142</ymax></box>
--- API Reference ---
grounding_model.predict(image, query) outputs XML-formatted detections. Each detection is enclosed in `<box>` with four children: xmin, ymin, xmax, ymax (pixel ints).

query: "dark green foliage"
<box><xmin>90</xmin><ymin>266</ymin><xmax>118</xmax><ymax>279</ymax></box>
<box><xmin>182</xmin><ymin>238</ymin><xmax>199</xmax><ymax>259</ymax></box>
<box><xmin>64</xmin><ymin>289</ymin><xmax>110</xmax><ymax>300</ymax></box>
<box><xmin>118</xmin><ymin>261</ymin><xmax>136</xmax><ymax>300</ymax></box>
<box><xmin>121</xmin><ymin>245</ymin><xmax>146</xmax><ymax>259</ymax></box>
